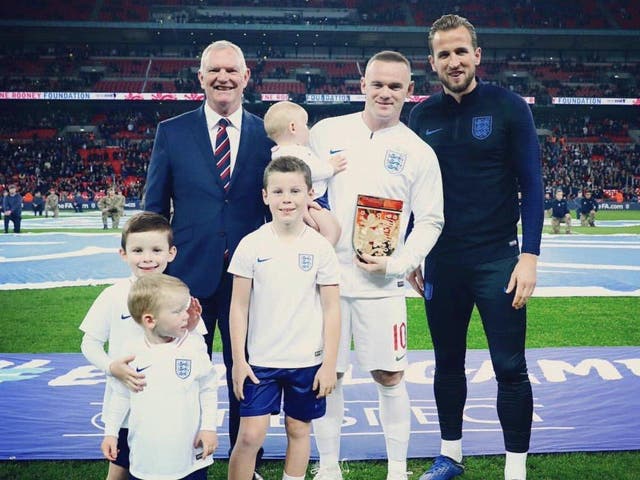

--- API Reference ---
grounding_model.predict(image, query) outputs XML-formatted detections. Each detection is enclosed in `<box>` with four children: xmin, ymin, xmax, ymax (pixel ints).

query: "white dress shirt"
<box><xmin>204</xmin><ymin>103</ymin><xmax>244</xmax><ymax>175</ymax></box>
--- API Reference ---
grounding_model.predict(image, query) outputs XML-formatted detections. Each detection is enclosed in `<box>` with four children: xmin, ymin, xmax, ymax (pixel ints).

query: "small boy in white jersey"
<box><xmin>227</xmin><ymin>156</ymin><xmax>341</xmax><ymax>480</ymax></box>
<box><xmin>101</xmin><ymin>273</ymin><xmax>218</xmax><ymax>480</ymax></box>
<box><xmin>264</xmin><ymin>101</ymin><xmax>346</xmax><ymax>245</ymax></box>
<box><xmin>80</xmin><ymin>212</ymin><xmax>206</xmax><ymax>480</ymax></box>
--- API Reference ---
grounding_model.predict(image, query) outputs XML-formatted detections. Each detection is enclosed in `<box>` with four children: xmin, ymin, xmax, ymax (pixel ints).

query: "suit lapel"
<box><xmin>229</xmin><ymin>109</ymin><xmax>252</xmax><ymax>192</ymax></box>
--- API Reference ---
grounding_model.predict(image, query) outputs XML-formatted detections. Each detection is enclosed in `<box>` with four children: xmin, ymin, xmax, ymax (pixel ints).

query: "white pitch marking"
<box><xmin>538</xmin><ymin>262</ymin><xmax>640</xmax><ymax>271</ymax></box>
<box><xmin>0</xmin><ymin>246</ymin><xmax>117</xmax><ymax>263</ymax></box>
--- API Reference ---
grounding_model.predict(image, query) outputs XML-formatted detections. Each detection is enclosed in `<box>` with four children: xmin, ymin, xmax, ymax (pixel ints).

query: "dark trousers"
<box><xmin>424</xmin><ymin>255</ymin><xmax>533</xmax><ymax>452</ymax></box>
<box><xmin>4</xmin><ymin>213</ymin><xmax>21</xmax><ymax>233</ymax></box>
<box><xmin>198</xmin><ymin>271</ymin><xmax>263</xmax><ymax>464</ymax></box>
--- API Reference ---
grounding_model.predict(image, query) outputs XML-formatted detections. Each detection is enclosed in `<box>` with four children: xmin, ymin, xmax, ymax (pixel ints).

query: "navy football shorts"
<box><xmin>240</xmin><ymin>365</ymin><xmax>326</xmax><ymax>422</ymax></box>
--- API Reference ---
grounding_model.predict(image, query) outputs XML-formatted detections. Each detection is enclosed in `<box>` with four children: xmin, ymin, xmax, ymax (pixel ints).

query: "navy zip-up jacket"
<box><xmin>409</xmin><ymin>81</ymin><xmax>543</xmax><ymax>264</ymax></box>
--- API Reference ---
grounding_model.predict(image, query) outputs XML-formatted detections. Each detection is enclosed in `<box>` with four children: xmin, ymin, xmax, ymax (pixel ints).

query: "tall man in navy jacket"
<box><xmin>144</xmin><ymin>40</ymin><xmax>273</xmax><ymax>473</ymax></box>
<box><xmin>408</xmin><ymin>14</ymin><xmax>543</xmax><ymax>480</ymax></box>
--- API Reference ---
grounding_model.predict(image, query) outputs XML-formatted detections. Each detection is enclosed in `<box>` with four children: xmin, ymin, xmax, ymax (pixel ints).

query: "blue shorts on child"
<box><xmin>240</xmin><ymin>365</ymin><xmax>325</xmax><ymax>422</ymax></box>
<box><xmin>112</xmin><ymin>427</ymin><xmax>130</xmax><ymax>468</ymax></box>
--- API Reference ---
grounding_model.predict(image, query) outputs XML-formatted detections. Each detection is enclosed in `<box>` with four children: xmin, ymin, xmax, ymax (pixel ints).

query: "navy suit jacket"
<box><xmin>144</xmin><ymin>104</ymin><xmax>274</xmax><ymax>298</ymax></box>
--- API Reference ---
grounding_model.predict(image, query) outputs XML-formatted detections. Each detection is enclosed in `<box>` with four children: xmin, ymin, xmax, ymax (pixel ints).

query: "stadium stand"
<box><xmin>0</xmin><ymin>0</ymin><xmax>638</xmax><ymax>204</ymax></box>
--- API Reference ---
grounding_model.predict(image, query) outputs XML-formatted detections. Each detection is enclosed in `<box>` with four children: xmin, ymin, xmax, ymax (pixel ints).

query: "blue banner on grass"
<box><xmin>1</xmin><ymin>347</ymin><xmax>639</xmax><ymax>460</ymax></box>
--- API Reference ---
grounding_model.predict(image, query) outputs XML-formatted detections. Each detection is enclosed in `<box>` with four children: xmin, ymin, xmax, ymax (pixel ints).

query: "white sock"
<box><xmin>282</xmin><ymin>473</ymin><xmax>305</xmax><ymax>480</ymax></box>
<box><xmin>505</xmin><ymin>451</ymin><xmax>527</xmax><ymax>480</ymax></box>
<box><xmin>441</xmin><ymin>439</ymin><xmax>463</xmax><ymax>463</ymax></box>
<box><xmin>377</xmin><ymin>379</ymin><xmax>410</xmax><ymax>468</ymax></box>
<box><xmin>312</xmin><ymin>377</ymin><xmax>343</xmax><ymax>469</ymax></box>
<box><xmin>388</xmin><ymin>459</ymin><xmax>407</xmax><ymax>476</ymax></box>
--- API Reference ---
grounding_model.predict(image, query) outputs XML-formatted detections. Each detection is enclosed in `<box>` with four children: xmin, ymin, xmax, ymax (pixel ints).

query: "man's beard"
<box><xmin>440</xmin><ymin>70</ymin><xmax>474</xmax><ymax>94</ymax></box>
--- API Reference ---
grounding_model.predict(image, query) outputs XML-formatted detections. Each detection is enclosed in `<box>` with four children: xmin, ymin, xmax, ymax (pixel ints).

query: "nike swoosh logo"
<box><xmin>257</xmin><ymin>257</ymin><xmax>272</xmax><ymax>263</ymax></box>
<box><xmin>121</xmin><ymin>314</ymin><xmax>131</xmax><ymax>320</ymax></box>
<box><xmin>329</xmin><ymin>149</ymin><xmax>344</xmax><ymax>154</ymax></box>
<box><xmin>395</xmin><ymin>353</ymin><xmax>406</xmax><ymax>361</ymax></box>
<box><xmin>136</xmin><ymin>365</ymin><xmax>151</xmax><ymax>373</ymax></box>
<box><xmin>424</xmin><ymin>128</ymin><xmax>443</xmax><ymax>136</ymax></box>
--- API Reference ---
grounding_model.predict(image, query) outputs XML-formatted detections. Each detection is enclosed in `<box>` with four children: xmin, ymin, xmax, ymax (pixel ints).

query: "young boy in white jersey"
<box><xmin>101</xmin><ymin>273</ymin><xmax>218</xmax><ymax>480</ymax></box>
<box><xmin>263</xmin><ymin>101</ymin><xmax>346</xmax><ymax>245</ymax></box>
<box><xmin>227</xmin><ymin>156</ymin><xmax>341</xmax><ymax>480</ymax></box>
<box><xmin>79</xmin><ymin>212</ymin><xmax>206</xmax><ymax>480</ymax></box>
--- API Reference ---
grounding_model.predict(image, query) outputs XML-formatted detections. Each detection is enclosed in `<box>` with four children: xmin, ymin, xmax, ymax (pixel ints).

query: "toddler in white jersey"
<box><xmin>101</xmin><ymin>273</ymin><xmax>217</xmax><ymax>480</ymax></box>
<box><xmin>79</xmin><ymin>212</ymin><xmax>206</xmax><ymax>480</ymax></box>
<box><xmin>264</xmin><ymin>100</ymin><xmax>346</xmax><ymax>245</ymax></box>
<box><xmin>227</xmin><ymin>156</ymin><xmax>341</xmax><ymax>480</ymax></box>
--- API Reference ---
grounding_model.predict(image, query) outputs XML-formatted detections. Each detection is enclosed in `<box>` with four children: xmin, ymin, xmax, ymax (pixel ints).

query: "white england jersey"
<box><xmin>271</xmin><ymin>144</ymin><xmax>333</xmax><ymax>198</ymax></box>
<box><xmin>79</xmin><ymin>276</ymin><xmax>208</xmax><ymax>424</ymax></box>
<box><xmin>79</xmin><ymin>277</ymin><xmax>141</xmax><ymax>422</ymax></box>
<box><xmin>103</xmin><ymin>333</ymin><xmax>217</xmax><ymax>480</ymax></box>
<box><xmin>310</xmin><ymin>112</ymin><xmax>444</xmax><ymax>297</ymax></box>
<box><xmin>228</xmin><ymin>223</ymin><xmax>340</xmax><ymax>368</ymax></box>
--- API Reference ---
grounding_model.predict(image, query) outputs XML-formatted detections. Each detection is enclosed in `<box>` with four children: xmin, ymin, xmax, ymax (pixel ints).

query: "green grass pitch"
<box><xmin>1</xmin><ymin>209</ymin><xmax>639</xmax><ymax>479</ymax></box>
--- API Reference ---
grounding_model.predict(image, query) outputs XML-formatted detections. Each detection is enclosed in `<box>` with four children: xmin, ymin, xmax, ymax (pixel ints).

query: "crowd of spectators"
<box><xmin>1</xmin><ymin>107</ymin><xmax>638</xmax><ymax>207</ymax></box>
<box><xmin>0</xmin><ymin>108</ymin><xmax>177</xmax><ymax>207</ymax></box>
<box><xmin>1</xmin><ymin>44</ymin><xmax>637</xmax><ymax>100</ymax></box>
<box><xmin>542</xmin><ymin>141</ymin><xmax>639</xmax><ymax>202</ymax></box>
<box><xmin>540</xmin><ymin>117</ymin><xmax>640</xmax><ymax>202</ymax></box>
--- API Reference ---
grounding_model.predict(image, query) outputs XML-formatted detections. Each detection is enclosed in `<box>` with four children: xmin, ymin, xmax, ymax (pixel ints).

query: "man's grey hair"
<box><xmin>199</xmin><ymin>40</ymin><xmax>247</xmax><ymax>73</ymax></box>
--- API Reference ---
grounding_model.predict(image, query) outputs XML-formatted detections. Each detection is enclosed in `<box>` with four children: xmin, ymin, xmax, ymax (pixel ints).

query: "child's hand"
<box><xmin>186</xmin><ymin>297</ymin><xmax>203</xmax><ymax>331</ymax></box>
<box><xmin>232</xmin><ymin>361</ymin><xmax>259</xmax><ymax>401</ymax></box>
<box><xmin>329</xmin><ymin>153</ymin><xmax>347</xmax><ymax>175</ymax></box>
<box><xmin>109</xmin><ymin>355</ymin><xmax>146</xmax><ymax>392</ymax></box>
<box><xmin>303</xmin><ymin>203</ymin><xmax>320</xmax><ymax>231</ymax></box>
<box><xmin>313</xmin><ymin>364</ymin><xmax>337</xmax><ymax>398</ymax></box>
<box><xmin>194</xmin><ymin>430</ymin><xmax>218</xmax><ymax>459</ymax></box>
<box><xmin>101</xmin><ymin>436</ymin><xmax>118</xmax><ymax>461</ymax></box>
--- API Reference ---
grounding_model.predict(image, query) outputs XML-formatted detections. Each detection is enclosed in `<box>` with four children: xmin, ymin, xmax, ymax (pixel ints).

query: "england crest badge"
<box><xmin>384</xmin><ymin>150</ymin><xmax>407</xmax><ymax>174</ymax></box>
<box><xmin>299</xmin><ymin>254</ymin><xmax>314</xmax><ymax>272</ymax></box>
<box><xmin>175</xmin><ymin>359</ymin><xmax>192</xmax><ymax>379</ymax></box>
<box><xmin>472</xmin><ymin>116</ymin><xmax>492</xmax><ymax>140</ymax></box>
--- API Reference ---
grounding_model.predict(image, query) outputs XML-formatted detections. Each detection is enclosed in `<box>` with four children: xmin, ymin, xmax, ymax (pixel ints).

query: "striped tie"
<box><xmin>214</xmin><ymin>118</ymin><xmax>231</xmax><ymax>192</ymax></box>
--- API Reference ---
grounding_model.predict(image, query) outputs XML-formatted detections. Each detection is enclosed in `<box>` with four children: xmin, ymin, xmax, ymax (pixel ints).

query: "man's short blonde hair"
<box><xmin>127</xmin><ymin>273</ymin><xmax>189</xmax><ymax>324</ymax></box>
<box><xmin>365</xmin><ymin>50</ymin><xmax>411</xmax><ymax>74</ymax></box>
<box><xmin>263</xmin><ymin>101</ymin><xmax>306</xmax><ymax>143</ymax></box>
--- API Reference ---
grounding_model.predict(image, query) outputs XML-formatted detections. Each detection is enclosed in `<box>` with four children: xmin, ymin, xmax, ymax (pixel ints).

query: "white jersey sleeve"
<box><xmin>80</xmin><ymin>333</ymin><xmax>112</xmax><ymax>374</ymax></box>
<box><xmin>102</xmin><ymin>377</ymin><xmax>130</xmax><ymax>437</ymax></box>
<box><xmin>228</xmin><ymin>234</ymin><xmax>255</xmax><ymax>279</ymax></box>
<box><xmin>386</xmin><ymin>140</ymin><xmax>443</xmax><ymax>277</ymax></box>
<box><xmin>316</xmin><ymin>237</ymin><xmax>341</xmax><ymax>286</ymax></box>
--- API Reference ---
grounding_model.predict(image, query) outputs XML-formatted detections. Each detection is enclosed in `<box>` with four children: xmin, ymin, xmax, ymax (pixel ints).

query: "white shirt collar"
<box><xmin>204</xmin><ymin>102</ymin><xmax>243</xmax><ymax>131</ymax></box>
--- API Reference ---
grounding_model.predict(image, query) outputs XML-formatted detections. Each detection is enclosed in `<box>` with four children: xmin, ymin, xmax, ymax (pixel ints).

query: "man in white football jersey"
<box><xmin>309</xmin><ymin>51</ymin><xmax>444</xmax><ymax>480</ymax></box>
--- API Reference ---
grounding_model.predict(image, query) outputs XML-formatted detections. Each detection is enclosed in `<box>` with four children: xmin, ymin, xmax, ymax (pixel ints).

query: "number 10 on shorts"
<box><xmin>393</xmin><ymin>322</ymin><xmax>407</xmax><ymax>352</ymax></box>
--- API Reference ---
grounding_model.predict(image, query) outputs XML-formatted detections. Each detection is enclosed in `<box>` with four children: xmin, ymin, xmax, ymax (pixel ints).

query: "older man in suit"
<box><xmin>144</xmin><ymin>40</ymin><xmax>273</xmax><ymax>477</ymax></box>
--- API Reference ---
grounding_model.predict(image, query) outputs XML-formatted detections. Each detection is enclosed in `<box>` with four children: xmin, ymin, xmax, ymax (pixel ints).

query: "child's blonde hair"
<box><xmin>263</xmin><ymin>101</ymin><xmax>307</xmax><ymax>142</ymax></box>
<box><xmin>127</xmin><ymin>273</ymin><xmax>189</xmax><ymax>324</ymax></box>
